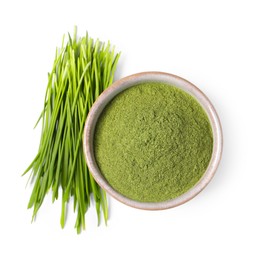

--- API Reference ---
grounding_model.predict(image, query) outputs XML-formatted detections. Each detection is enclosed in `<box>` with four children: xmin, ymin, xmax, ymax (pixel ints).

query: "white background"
<box><xmin>0</xmin><ymin>0</ymin><xmax>259</xmax><ymax>259</ymax></box>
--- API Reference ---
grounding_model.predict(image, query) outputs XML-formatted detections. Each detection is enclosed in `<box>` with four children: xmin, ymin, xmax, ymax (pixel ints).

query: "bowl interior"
<box><xmin>83</xmin><ymin>72</ymin><xmax>223</xmax><ymax>210</ymax></box>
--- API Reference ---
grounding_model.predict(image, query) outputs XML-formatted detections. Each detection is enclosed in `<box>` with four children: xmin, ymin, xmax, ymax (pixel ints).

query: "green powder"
<box><xmin>94</xmin><ymin>82</ymin><xmax>213</xmax><ymax>202</ymax></box>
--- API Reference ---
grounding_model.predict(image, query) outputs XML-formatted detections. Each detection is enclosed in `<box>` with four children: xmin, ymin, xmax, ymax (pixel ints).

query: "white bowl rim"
<box><xmin>83</xmin><ymin>71</ymin><xmax>223</xmax><ymax>210</ymax></box>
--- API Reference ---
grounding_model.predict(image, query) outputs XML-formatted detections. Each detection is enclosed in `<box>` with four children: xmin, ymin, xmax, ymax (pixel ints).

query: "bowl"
<box><xmin>83</xmin><ymin>71</ymin><xmax>223</xmax><ymax>210</ymax></box>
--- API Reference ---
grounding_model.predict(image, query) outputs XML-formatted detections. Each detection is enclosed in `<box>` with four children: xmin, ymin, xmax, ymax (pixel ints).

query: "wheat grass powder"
<box><xmin>94</xmin><ymin>82</ymin><xmax>213</xmax><ymax>202</ymax></box>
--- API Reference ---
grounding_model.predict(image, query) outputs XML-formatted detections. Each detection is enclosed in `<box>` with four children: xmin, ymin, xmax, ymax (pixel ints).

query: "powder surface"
<box><xmin>94</xmin><ymin>82</ymin><xmax>213</xmax><ymax>202</ymax></box>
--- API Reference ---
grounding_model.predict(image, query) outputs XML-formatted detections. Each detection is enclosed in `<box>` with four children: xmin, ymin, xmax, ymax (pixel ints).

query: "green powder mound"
<box><xmin>94</xmin><ymin>82</ymin><xmax>213</xmax><ymax>202</ymax></box>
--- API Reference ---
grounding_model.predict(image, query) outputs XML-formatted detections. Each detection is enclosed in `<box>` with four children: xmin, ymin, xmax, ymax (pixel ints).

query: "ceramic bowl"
<box><xmin>83</xmin><ymin>72</ymin><xmax>223</xmax><ymax>210</ymax></box>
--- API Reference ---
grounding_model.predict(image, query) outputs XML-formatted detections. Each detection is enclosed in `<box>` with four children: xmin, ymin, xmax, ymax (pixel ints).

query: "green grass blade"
<box><xmin>23</xmin><ymin>28</ymin><xmax>120</xmax><ymax>233</ymax></box>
